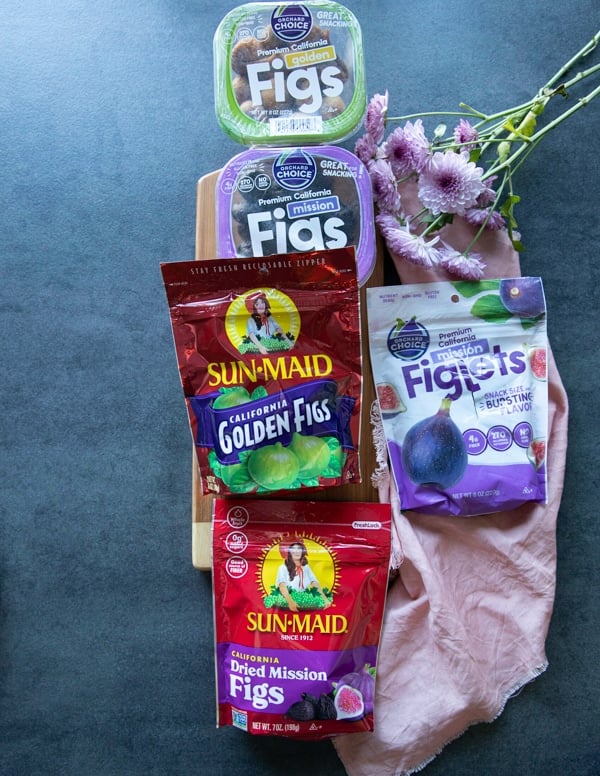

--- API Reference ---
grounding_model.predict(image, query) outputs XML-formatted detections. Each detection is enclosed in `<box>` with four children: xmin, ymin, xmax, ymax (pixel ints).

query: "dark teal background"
<box><xmin>2</xmin><ymin>2</ymin><xmax>599</xmax><ymax>774</ymax></box>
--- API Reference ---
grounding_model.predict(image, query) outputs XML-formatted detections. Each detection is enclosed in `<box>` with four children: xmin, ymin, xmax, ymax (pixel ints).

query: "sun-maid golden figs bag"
<box><xmin>161</xmin><ymin>247</ymin><xmax>362</xmax><ymax>496</ymax></box>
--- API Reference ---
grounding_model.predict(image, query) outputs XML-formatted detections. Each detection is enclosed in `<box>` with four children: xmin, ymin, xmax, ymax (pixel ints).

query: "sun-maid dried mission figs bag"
<box><xmin>160</xmin><ymin>247</ymin><xmax>362</xmax><ymax>496</ymax></box>
<box><xmin>212</xmin><ymin>497</ymin><xmax>391</xmax><ymax>738</ymax></box>
<box><xmin>367</xmin><ymin>278</ymin><xmax>548</xmax><ymax>516</ymax></box>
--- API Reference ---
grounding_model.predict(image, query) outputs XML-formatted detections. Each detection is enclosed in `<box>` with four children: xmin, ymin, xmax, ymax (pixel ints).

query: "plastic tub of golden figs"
<box><xmin>214</xmin><ymin>2</ymin><xmax>366</xmax><ymax>146</ymax></box>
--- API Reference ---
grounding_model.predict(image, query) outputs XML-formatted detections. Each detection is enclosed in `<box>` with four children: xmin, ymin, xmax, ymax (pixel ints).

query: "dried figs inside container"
<box><xmin>216</xmin><ymin>145</ymin><xmax>376</xmax><ymax>286</ymax></box>
<box><xmin>213</xmin><ymin>1</ymin><xmax>366</xmax><ymax>145</ymax></box>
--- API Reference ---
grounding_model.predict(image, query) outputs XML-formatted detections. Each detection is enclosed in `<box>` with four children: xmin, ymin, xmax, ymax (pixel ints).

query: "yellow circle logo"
<box><xmin>225</xmin><ymin>288</ymin><xmax>300</xmax><ymax>354</ymax></box>
<box><xmin>258</xmin><ymin>534</ymin><xmax>338</xmax><ymax>610</ymax></box>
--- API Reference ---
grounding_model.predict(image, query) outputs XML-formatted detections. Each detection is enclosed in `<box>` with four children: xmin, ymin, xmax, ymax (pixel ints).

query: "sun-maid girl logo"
<box><xmin>272</xmin><ymin>149</ymin><xmax>317</xmax><ymax>191</ymax></box>
<box><xmin>225</xmin><ymin>288</ymin><xmax>301</xmax><ymax>355</ymax></box>
<box><xmin>248</xmin><ymin>533</ymin><xmax>345</xmax><ymax>634</ymax></box>
<box><xmin>387</xmin><ymin>315</ymin><xmax>430</xmax><ymax>360</ymax></box>
<box><xmin>271</xmin><ymin>5</ymin><xmax>312</xmax><ymax>43</ymax></box>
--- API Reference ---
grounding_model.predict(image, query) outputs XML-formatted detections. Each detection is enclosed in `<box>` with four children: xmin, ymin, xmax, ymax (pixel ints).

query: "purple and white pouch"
<box><xmin>367</xmin><ymin>277</ymin><xmax>548</xmax><ymax>516</ymax></box>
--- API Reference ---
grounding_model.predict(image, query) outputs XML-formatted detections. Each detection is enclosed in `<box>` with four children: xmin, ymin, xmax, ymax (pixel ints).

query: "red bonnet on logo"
<box><xmin>245</xmin><ymin>291</ymin><xmax>269</xmax><ymax>314</ymax></box>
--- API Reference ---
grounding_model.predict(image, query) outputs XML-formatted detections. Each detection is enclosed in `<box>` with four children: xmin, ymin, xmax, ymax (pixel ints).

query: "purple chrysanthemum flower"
<box><xmin>384</xmin><ymin>119</ymin><xmax>430</xmax><ymax>178</ymax></box>
<box><xmin>368</xmin><ymin>158</ymin><xmax>402</xmax><ymax>214</ymax></box>
<box><xmin>364</xmin><ymin>91</ymin><xmax>388</xmax><ymax>144</ymax></box>
<box><xmin>418</xmin><ymin>150</ymin><xmax>485</xmax><ymax>215</ymax></box>
<box><xmin>463</xmin><ymin>207</ymin><xmax>506</xmax><ymax>230</ymax></box>
<box><xmin>376</xmin><ymin>214</ymin><xmax>440</xmax><ymax>268</ymax></box>
<box><xmin>453</xmin><ymin>119</ymin><xmax>479</xmax><ymax>151</ymax></box>
<box><xmin>355</xmin><ymin>132</ymin><xmax>379</xmax><ymax>165</ymax></box>
<box><xmin>477</xmin><ymin>176</ymin><xmax>498</xmax><ymax>206</ymax></box>
<box><xmin>438</xmin><ymin>244</ymin><xmax>486</xmax><ymax>280</ymax></box>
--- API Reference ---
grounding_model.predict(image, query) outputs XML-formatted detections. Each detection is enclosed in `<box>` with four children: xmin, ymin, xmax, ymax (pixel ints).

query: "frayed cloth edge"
<box><xmin>369</xmin><ymin>400</ymin><xmax>389</xmax><ymax>490</ymax></box>
<box><xmin>369</xmin><ymin>399</ymin><xmax>404</xmax><ymax>574</ymax></box>
<box><xmin>359</xmin><ymin>402</ymin><xmax>551</xmax><ymax>774</ymax></box>
<box><xmin>390</xmin><ymin>661</ymin><xmax>550</xmax><ymax>776</ymax></box>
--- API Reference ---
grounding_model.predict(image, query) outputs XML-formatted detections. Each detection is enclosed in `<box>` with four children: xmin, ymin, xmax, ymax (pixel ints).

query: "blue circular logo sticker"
<box><xmin>387</xmin><ymin>317</ymin><xmax>430</xmax><ymax>360</ymax></box>
<box><xmin>271</xmin><ymin>5</ymin><xmax>312</xmax><ymax>43</ymax></box>
<box><xmin>273</xmin><ymin>149</ymin><xmax>317</xmax><ymax>191</ymax></box>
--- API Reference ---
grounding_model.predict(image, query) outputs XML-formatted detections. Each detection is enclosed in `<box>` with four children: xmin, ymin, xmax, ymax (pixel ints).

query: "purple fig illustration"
<box><xmin>401</xmin><ymin>396</ymin><xmax>468</xmax><ymax>488</ymax></box>
<box><xmin>499</xmin><ymin>278</ymin><xmax>545</xmax><ymax>318</ymax></box>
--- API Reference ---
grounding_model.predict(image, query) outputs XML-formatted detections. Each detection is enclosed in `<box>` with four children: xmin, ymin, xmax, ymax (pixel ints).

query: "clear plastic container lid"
<box><xmin>215</xmin><ymin>145</ymin><xmax>376</xmax><ymax>286</ymax></box>
<box><xmin>213</xmin><ymin>2</ymin><xmax>366</xmax><ymax>146</ymax></box>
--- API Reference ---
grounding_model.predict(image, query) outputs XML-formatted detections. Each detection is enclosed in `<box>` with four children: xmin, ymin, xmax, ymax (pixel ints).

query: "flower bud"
<box><xmin>517</xmin><ymin>110</ymin><xmax>537</xmax><ymax>138</ymax></box>
<box><xmin>497</xmin><ymin>140</ymin><xmax>511</xmax><ymax>163</ymax></box>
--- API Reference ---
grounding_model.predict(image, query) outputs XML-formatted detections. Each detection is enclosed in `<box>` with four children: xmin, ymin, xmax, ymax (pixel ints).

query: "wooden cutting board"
<box><xmin>191</xmin><ymin>171</ymin><xmax>385</xmax><ymax>570</ymax></box>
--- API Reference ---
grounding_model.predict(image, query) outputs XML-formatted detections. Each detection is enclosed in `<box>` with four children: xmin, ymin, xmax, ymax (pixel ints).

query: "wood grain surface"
<box><xmin>191</xmin><ymin>171</ymin><xmax>384</xmax><ymax>570</ymax></box>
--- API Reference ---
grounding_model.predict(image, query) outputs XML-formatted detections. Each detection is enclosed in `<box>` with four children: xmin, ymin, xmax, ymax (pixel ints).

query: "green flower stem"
<box><xmin>471</xmin><ymin>99</ymin><xmax>543</xmax><ymax>128</ymax></box>
<box><xmin>386</xmin><ymin>110</ymin><xmax>477</xmax><ymax>122</ymax></box>
<box><xmin>410</xmin><ymin>206</ymin><xmax>430</xmax><ymax>222</ymax></box>
<box><xmin>472</xmin><ymin>63</ymin><xmax>600</xmax><ymax>170</ymax></box>
<box><xmin>543</xmin><ymin>30</ymin><xmax>599</xmax><ymax>89</ymax></box>
<box><xmin>421</xmin><ymin>214</ymin><xmax>449</xmax><ymax>237</ymax></box>
<box><xmin>558</xmin><ymin>60</ymin><xmax>600</xmax><ymax>89</ymax></box>
<box><xmin>486</xmin><ymin>81</ymin><xmax>600</xmax><ymax>178</ymax></box>
<box><xmin>462</xmin><ymin>172</ymin><xmax>509</xmax><ymax>256</ymax></box>
<box><xmin>386</xmin><ymin>31</ymin><xmax>599</xmax><ymax>163</ymax></box>
<box><xmin>378</xmin><ymin>31</ymin><xmax>600</xmax><ymax>269</ymax></box>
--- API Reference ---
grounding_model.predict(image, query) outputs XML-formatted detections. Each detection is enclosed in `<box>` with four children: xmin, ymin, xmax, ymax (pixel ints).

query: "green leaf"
<box><xmin>500</xmin><ymin>193</ymin><xmax>521</xmax><ymax>228</ymax></box>
<box><xmin>469</xmin><ymin>148</ymin><xmax>482</xmax><ymax>163</ymax></box>
<box><xmin>470</xmin><ymin>294</ymin><xmax>514</xmax><ymax>323</ymax></box>
<box><xmin>321</xmin><ymin>437</ymin><xmax>345</xmax><ymax>477</ymax></box>
<box><xmin>324</xmin><ymin>436</ymin><xmax>341</xmax><ymax>452</ymax></box>
<box><xmin>218</xmin><ymin>386</ymin><xmax>248</xmax><ymax>396</ymax></box>
<box><xmin>500</xmin><ymin>193</ymin><xmax>521</xmax><ymax>213</ymax></box>
<box><xmin>226</xmin><ymin>467</ymin><xmax>258</xmax><ymax>493</ymax></box>
<box><xmin>208</xmin><ymin>450</ymin><xmax>222</xmax><ymax>479</ymax></box>
<box><xmin>451</xmin><ymin>280</ymin><xmax>500</xmax><ymax>298</ymax></box>
<box><xmin>520</xmin><ymin>315</ymin><xmax>545</xmax><ymax>330</ymax></box>
<box><xmin>437</xmin><ymin>213</ymin><xmax>454</xmax><ymax>228</ymax></box>
<box><xmin>250</xmin><ymin>385</ymin><xmax>268</xmax><ymax>400</ymax></box>
<box><xmin>299</xmin><ymin>476</ymin><xmax>320</xmax><ymax>488</ymax></box>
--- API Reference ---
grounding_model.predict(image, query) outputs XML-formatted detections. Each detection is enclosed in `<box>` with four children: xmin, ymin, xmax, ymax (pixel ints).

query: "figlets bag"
<box><xmin>367</xmin><ymin>277</ymin><xmax>548</xmax><ymax>516</ymax></box>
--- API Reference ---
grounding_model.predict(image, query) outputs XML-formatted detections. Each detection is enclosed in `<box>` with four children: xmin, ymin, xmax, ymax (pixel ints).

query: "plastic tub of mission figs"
<box><xmin>213</xmin><ymin>1</ymin><xmax>366</xmax><ymax>146</ymax></box>
<box><xmin>215</xmin><ymin>145</ymin><xmax>376</xmax><ymax>285</ymax></box>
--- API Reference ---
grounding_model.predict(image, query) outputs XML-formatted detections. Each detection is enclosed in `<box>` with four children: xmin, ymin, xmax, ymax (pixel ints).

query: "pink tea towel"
<box><xmin>334</xmin><ymin>215</ymin><xmax>568</xmax><ymax>775</ymax></box>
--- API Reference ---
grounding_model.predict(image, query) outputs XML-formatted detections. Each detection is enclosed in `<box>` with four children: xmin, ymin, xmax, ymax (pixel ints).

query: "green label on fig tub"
<box><xmin>213</xmin><ymin>1</ymin><xmax>366</xmax><ymax>146</ymax></box>
<box><xmin>367</xmin><ymin>278</ymin><xmax>548</xmax><ymax>516</ymax></box>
